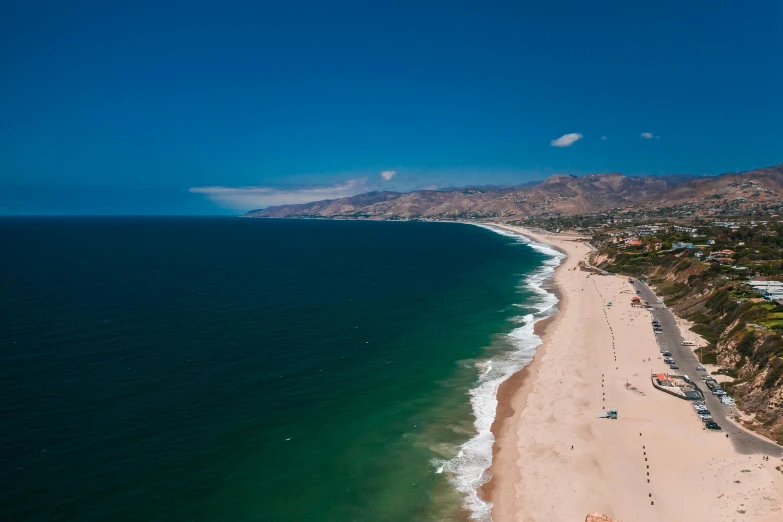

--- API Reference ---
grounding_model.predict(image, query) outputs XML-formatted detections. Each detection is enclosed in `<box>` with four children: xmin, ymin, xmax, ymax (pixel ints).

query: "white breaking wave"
<box><xmin>437</xmin><ymin>225</ymin><xmax>564</xmax><ymax>521</ymax></box>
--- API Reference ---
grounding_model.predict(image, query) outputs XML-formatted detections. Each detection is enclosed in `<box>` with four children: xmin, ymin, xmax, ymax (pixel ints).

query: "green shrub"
<box><xmin>701</xmin><ymin>348</ymin><xmax>718</xmax><ymax>364</ymax></box>
<box><xmin>736</xmin><ymin>331</ymin><xmax>757</xmax><ymax>359</ymax></box>
<box><xmin>753</xmin><ymin>336</ymin><xmax>783</xmax><ymax>367</ymax></box>
<box><xmin>763</xmin><ymin>358</ymin><xmax>783</xmax><ymax>390</ymax></box>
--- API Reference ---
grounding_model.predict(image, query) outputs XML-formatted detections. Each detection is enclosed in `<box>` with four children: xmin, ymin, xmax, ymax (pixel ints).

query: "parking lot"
<box><xmin>634</xmin><ymin>279</ymin><xmax>783</xmax><ymax>456</ymax></box>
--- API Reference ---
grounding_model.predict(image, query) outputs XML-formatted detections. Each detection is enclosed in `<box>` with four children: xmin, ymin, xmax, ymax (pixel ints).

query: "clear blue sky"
<box><xmin>2</xmin><ymin>0</ymin><xmax>781</xmax><ymax>214</ymax></box>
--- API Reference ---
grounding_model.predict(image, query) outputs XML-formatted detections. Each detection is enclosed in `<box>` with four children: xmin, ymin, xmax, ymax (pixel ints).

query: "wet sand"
<box><xmin>482</xmin><ymin>276</ymin><xmax>564</xmax><ymax>504</ymax></box>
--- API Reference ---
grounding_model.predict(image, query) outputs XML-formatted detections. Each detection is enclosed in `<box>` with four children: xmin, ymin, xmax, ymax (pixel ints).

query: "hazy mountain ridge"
<box><xmin>246</xmin><ymin>166</ymin><xmax>783</xmax><ymax>220</ymax></box>
<box><xmin>635</xmin><ymin>165</ymin><xmax>783</xmax><ymax>214</ymax></box>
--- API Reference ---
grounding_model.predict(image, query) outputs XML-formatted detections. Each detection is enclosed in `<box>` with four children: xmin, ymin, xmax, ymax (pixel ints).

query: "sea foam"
<box><xmin>437</xmin><ymin>225</ymin><xmax>564</xmax><ymax>521</ymax></box>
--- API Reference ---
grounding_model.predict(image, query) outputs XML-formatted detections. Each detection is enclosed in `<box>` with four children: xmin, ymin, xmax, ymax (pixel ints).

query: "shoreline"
<box><xmin>481</xmin><ymin>311</ymin><xmax>558</xmax><ymax>502</ymax></box>
<box><xmin>480</xmin><ymin>225</ymin><xmax>576</xmax><ymax>517</ymax></box>
<box><xmin>444</xmin><ymin>224</ymin><xmax>566</xmax><ymax>521</ymax></box>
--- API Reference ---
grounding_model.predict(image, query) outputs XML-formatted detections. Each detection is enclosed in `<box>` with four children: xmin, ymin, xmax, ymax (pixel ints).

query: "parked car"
<box><xmin>698</xmin><ymin>414</ymin><xmax>713</xmax><ymax>421</ymax></box>
<box><xmin>670</xmin><ymin>364</ymin><xmax>679</xmax><ymax>370</ymax></box>
<box><xmin>647</xmin><ymin>307</ymin><xmax>655</xmax><ymax>311</ymax></box>
<box><xmin>705</xmin><ymin>422</ymin><xmax>722</xmax><ymax>430</ymax></box>
<box><xmin>695</xmin><ymin>366</ymin><xmax>706</xmax><ymax>371</ymax></box>
<box><xmin>661</xmin><ymin>351</ymin><xmax>672</xmax><ymax>356</ymax></box>
<box><xmin>699</xmin><ymin>375</ymin><xmax>711</xmax><ymax>380</ymax></box>
<box><xmin>692</xmin><ymin>402</ymin><xmax>706</xmax><ymax>410</ymax></box>
<box><xmin>664</xmin><ymin>357</ymin><xmax>674</xmax><ymax>363</ymax></box>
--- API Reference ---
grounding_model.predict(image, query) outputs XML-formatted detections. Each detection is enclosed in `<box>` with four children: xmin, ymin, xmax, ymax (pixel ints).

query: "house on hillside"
<box><xmin>673</xmin><ymin>225</ymin><xmax>697</xmax><ymax>234</ymax></box>
<box><xmin>763</xmin><ymin>291</ymin><xmax>783</xmax><ymax>301</ymax></box>
<box><xmin>747</xmin><ymin>280</ymin><xmax>783</xmax><ymax>293</ymax></box>
<box><xmin>635</xmin><ymin>228</ymin><xmax>657</xmax><ymax>236</ymax></box>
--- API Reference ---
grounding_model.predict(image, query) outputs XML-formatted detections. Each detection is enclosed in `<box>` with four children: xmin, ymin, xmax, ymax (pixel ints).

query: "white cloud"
<box><xmin>380</xmin><ymin>170</ymin><xmax>397</xmax><ymax>181</ymax></box>
<box><xmin>600</xmin><ymin>136</ymin><xmax>607</xmax><ymax>141</ymax></box>
<box><xmin>641</xmin><ymin>132</ymin><xmax>659</xmax><ymax>139</ymax></box>
<box><xmin>550</xmin><ymin>133</ymin><xmax>583</xmax><ymax>148</ymax></box>
<box><xmin>190</xmin><ymin>178</ymin><xmax>369</xmax><ymax>210</ymax></box>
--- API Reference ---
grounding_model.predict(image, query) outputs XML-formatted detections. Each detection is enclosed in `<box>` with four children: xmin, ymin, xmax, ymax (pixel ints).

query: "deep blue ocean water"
<box><xmin>0</xmin><ymin>218</ymin><xmax>557</xmax><ymax>521</ymax></box>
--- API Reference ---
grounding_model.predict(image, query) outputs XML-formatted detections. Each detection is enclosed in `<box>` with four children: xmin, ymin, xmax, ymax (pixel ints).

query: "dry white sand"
<box><xmin>486</xmin><ymin>225</ymin><xmax>783</xmax><ymax>522</ymax></box>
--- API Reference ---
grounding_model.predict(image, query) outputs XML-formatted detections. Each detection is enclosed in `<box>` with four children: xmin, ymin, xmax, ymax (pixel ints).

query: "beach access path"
<box><xmin>486</xmin><ymin>225</ymin><xmax>783</xmax><ymax>522</ymax></box>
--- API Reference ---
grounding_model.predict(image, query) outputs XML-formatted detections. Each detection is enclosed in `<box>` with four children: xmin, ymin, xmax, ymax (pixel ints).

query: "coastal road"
<box><xmin>634</xmin><ymin>280</ymin><xmax>783</xmax><ymax>457</ymax></box>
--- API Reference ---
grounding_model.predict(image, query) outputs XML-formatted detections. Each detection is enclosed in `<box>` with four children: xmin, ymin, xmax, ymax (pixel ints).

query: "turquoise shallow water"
<box><xmin>0</xmin><ymin>218</ymin><xmax>555</xmax><ymax>521</ymax></box>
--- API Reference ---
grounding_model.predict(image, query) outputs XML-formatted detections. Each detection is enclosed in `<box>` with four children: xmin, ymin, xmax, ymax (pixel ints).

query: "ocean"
<box><xmin>0</xmin><ymin>218</ymin><xmax>561</xmax><ymax>521</ymax></box>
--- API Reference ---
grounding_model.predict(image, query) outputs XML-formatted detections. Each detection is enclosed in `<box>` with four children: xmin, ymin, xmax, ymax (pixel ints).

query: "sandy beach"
<box><xmin>486</xmin><ymin>225</ymin><xmax>783</xmax><ymax>522</ymax></box>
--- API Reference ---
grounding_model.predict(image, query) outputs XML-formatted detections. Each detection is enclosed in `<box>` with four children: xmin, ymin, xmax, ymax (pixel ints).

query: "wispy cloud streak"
<box><xmin>190</xmin><ymin>178</ymin><xmax>369</xmax><ymax>209</ymax></box>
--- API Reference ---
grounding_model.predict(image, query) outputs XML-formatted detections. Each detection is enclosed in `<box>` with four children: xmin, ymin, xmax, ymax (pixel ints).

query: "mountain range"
<box><xmin>246</xmin><ymin>165</ymin><xmax>783</xmax><ymax>220</ymax></box>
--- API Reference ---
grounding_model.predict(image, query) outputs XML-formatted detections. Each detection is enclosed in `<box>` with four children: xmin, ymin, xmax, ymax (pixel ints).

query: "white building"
<box><xmin>747</xmin><ymin>280</ymin><xmax>783</xmax><ymax>289</ymax></box>
<box><xmin>673</xmin><ymin>225</ymin><xmax>697</xmax><ymax>234</ymax></box>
